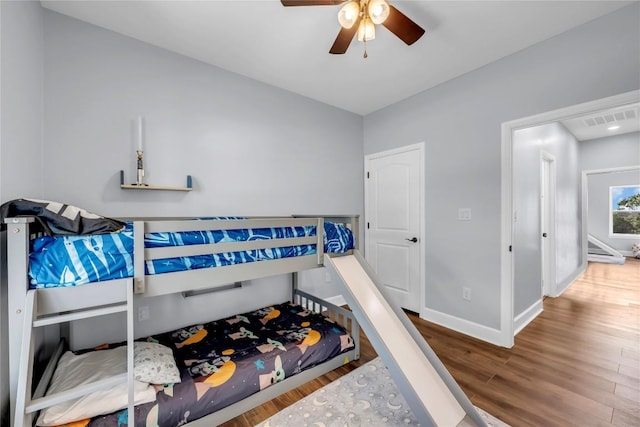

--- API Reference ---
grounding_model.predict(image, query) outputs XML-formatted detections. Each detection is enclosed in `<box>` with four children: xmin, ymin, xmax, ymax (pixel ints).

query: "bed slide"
<box><xmin>324</xmin><ymin>251</ymin><xmax>487</xmax><ymax>427</ymax></box>
<box><xmin>587</xmin><ymin>234</ymin><xmax>625</xmax><ymax>264</ymax></box>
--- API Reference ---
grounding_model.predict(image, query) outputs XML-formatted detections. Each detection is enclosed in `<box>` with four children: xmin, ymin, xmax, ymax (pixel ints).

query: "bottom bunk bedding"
<box><xmin>39</xmin><ymin>302</ymin><xmax>355</xmax><ymax>427</ymax></box>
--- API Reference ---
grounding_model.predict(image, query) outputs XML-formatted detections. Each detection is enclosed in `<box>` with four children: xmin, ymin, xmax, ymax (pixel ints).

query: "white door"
<box><xmin>540</xmin><ymin>152</ymin><xmax>556</xmax><ymax>297</ymax></box>
<box><xmin>365</xmin><ymin>143</ymin><xmax>424</xmax><ymax>313</ymax></box>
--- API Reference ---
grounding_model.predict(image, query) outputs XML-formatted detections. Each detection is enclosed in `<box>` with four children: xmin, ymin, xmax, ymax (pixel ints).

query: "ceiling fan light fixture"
<box><xmin>368</xmin><ymin>0</ymin><xmax>390</xmax><ymax>25</ymax></box>
<box><xmin>357</xmin><ymin>16</ymin><xmax>375</xmax><ymax>41</ymax></box>
<box><xmin>338</xmin><ymin>1</ymin><xmax>360</xmax><ymax>29</ymax></box>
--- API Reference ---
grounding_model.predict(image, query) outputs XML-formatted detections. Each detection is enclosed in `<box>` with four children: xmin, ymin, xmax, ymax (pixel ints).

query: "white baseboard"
<box><xmin>553</xmin><ymin>264</ymin><xmax>586</xmax><ymax>297</ymax></box>
<box><xmin>589</xmin><ymin>254</ymin><xmax>626</xmax><ymax>265</ymax></box>
<box><xmin>325</xmin><ymin>294</ymin><xmax>347</xmax><ymax>308</ymax></box>
<box><xmin>420</xmin><ymin>307</ymin><xmax>505</xmax><ymax>347</ymax></box>
<box><xmin>514</xmin><ymin>300</ymin><xmax>543</xmax><ymax>335</ymax></box>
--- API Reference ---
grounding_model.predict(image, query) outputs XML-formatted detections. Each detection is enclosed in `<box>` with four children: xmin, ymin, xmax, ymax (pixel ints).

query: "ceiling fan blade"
<box><xmin>281</xmin><ymin>0</ymin><xmax>345</xmax><ymax>6</ymax></box>
<box><xmin>329</xmin><ymin>15</ymin><xmax>361</xmax><ymax>54</ymax></box>
<box><xmin>382</xmin><ymin>4</ymin><xmax>425</xmax><ymax>45</ymax></box>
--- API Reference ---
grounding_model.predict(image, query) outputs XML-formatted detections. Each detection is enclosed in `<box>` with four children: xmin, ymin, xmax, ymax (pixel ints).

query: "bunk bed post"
<box><xmin>126</xmin><ymin>277</ymin><xmax>135</xmax><ymax>426</ymax></box>
<box><xmin>350</xmin><ymin>215</ymin><xmax>359</xmax><ymax>250</ymax></box>
<box><xmin>14</xmin><ymin>290</ymin><xmax>37</xmax><ymax>427</ymax></box>
<box><xmin>4</xmin><ymin>217</ymin><xmax>35</xmax><ymax>426</ymax></box>
<box><xmin>129</xmin><ymin>220</ymin><xmax>144</xmax><ymax>423</ymax></box>
<box><xmin>316</xmin><ymin>218</ymin><xmax>324</xmax><ymax>265</ymax></box>
<box><xmin>291</xmin><ymin>272</ymin><xmax>298</xmax><ymax>303</ymax></box>
<box><xmin>133</xmin><ymin>221</ymin><xmax>145</xmax><ymax>293</ymax></box>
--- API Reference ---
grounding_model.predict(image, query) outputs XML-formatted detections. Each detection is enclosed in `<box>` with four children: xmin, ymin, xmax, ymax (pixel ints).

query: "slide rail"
<box><xmin>324</xmin><ymin>251</ymin><xmax>487</xmax><ymax>427</ymax></box>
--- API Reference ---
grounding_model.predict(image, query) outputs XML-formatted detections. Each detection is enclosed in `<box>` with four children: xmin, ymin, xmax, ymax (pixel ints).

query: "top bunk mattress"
<box><xmin>29</xmin><ymin>219</ymin><xmax>355</xmax><ymax>289</ymax></box>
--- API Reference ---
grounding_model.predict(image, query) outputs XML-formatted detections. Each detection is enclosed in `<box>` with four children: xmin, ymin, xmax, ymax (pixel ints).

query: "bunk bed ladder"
<box><xmin>13</xmin><ymin>281</ymin><xmax>136</xmax><ymax>427</ymax></box>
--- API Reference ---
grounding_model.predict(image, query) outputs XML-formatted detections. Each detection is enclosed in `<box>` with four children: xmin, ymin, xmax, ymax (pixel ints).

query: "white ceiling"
<box><xmin>40</xmin><ymin>0</ymin><xmax>634</xmax><ymax>116</ymax></box>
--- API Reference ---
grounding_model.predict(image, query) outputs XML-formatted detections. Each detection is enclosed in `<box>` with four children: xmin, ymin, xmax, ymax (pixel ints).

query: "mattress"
<box><xmin>29</xmin><ymin>219</ymin><xmax>355</xmax><ymax>289</ymax></box>
<box><xmin>52</xmin><ymin>301</ymin><xmax>355</xmax><ymax>427</ymax></box>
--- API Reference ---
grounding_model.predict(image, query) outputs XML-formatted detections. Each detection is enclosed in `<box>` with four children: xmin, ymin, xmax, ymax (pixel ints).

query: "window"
<box><xmin>610</xmin><ymin>185</ymin><xmax>640</xmax><ymax>238</ymax></box>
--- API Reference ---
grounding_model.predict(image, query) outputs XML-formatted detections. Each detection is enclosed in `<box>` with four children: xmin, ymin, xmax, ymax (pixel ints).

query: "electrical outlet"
<box><xmin>462</xmin><ymin>287</ymin><xmax>471</xmax><ymax>301</ymax></box>
<box><xmin>138</xmin><ymin>305</ymin><xmax>150</xmax><ymax>322</ymax></box>
<box><xmin>458</xmin><ymin>208</ymin><xmax>472</xmax><ymax>221</ymax></box>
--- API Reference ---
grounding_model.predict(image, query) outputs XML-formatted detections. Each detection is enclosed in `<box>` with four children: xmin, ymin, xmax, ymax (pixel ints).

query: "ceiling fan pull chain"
<box><xmin>363</xmin><ymin>39</ymin><xmax>368</xmax><ymax>58</ymax></box>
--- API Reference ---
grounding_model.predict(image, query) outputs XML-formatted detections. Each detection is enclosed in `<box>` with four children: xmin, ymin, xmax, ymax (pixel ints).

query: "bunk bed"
<box><xmin>3</xmin><ymin>204</ymin><xmax>360</xmax><ymax>427</ymax></box>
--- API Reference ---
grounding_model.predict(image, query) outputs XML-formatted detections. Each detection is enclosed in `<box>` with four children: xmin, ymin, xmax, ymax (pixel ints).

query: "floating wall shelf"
<box><xmin>119</xmin><ymin>170</ymin><xmax>192</xmax><ymax>191</ymax></box>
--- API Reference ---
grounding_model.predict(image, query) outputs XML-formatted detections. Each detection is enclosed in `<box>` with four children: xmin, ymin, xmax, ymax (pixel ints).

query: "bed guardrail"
<box><xmin>132</xmin><ymin>217</ymin><xmax>326</xmax><ymax>296</ymax></box>
<box><xmin>293</xmin><ymin>288</ymin><xmax>360</xmax><ymax>361</ymax></box>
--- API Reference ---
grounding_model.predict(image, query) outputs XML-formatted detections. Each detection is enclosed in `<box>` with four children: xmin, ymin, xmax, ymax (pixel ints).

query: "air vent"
<box><xmin>583</xmin><ymin>107</ymin><xmax>639</xmax><ymax>127</ymax></box>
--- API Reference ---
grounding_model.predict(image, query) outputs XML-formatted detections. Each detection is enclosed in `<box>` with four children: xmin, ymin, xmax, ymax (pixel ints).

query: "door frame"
<box><xmin>540</xmin><ymin>151</ymin><xmax>557</xmax><ymax>297</ymax></box>
<box><xmin>364</xmin><ymin>141</ymin><xmax>426</xmax><ymax>317</ymax></box>
<box><xmin>581</xmin><ymin>165</ymin><xmax>640</xmax><ymax>268</ymax></box>
<box><xmin>500</xmin><ymin>90</ymin><xmax>640</xmax><ymax>348</ymax></box>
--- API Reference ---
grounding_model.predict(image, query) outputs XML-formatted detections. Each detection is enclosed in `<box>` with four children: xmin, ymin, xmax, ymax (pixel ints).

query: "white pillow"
<box><xmin>37</xmin><ymin>346</ymin><xmax>157</xmax><ymax>426</ymax></box>
<box><xmin>134</xmin><ymin>341</ymin><xmax>181</xmax><ymax>384</ymax></box>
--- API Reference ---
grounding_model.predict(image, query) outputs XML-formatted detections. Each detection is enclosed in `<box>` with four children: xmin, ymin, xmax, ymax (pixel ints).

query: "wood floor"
<box><xmin>221</xmin><ymin>258</ymin><xmax>640</xmax><ymax>427</ymax></box>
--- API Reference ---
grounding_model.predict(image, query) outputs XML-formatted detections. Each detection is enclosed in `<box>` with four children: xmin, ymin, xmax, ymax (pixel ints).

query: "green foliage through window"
<box><xmin>611</xmin><ymin>185</ymin><xmax>640</xmax><ymax>236</ymax></box>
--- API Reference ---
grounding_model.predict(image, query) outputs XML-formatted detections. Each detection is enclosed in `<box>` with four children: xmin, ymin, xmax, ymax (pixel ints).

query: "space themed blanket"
<box><xmin>27</xmin><ymin>219</ymin><xmax>355</xmax><ymax>288</ymax></box>
<box><xmin>86</xmin><ymin>302</ymin><xmax>355</xmax><ymax>426</ymax></box>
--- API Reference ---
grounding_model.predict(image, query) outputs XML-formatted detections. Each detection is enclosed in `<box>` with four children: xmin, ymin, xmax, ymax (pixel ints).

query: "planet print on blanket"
<box><xmin>174</xmin><ymin>325</ymin><xmax>207</xmax><ymax>349</ymax></box>
<box><xmin>194</xmin><ymin>352</ymin><xmax>238</xmax><ymax>399</ymax></box>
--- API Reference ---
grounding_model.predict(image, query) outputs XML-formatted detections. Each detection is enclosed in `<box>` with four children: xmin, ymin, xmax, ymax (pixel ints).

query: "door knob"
<box><xmin>542</xmin><ymin>233</ymin><xmax>548</xmax><ymax>238</ymax></box>
<box><xmin>406</xmin><ymin>237</ymin><xmax>418</xmax><ymax>243</ymax></box>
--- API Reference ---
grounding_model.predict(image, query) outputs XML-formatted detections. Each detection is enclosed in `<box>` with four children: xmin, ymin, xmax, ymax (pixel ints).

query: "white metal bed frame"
<box><xmin>5</xmin><ymin>215</ymin><xmax>360</xmax><ymax>427</ymax></box>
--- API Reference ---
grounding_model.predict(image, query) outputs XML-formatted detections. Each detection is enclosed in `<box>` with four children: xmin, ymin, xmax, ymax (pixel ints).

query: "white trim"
<box><xmin>501</xmin><ymin>90</ymin><xmax>640</xmax><ymax>349</ymax></box>
<box><xmin>608</xmin><ymin>234</ymin><xmax>640</xmax><ymax>240</ymax></box>
<box><xmin>364</xmin><ymin>142</ymin><xmax>426</xmax><ymax>319</ymax></box>
<box><xmin>580</xmin><ymin>164</ymin><xmax>640</xmax><ymax>277</ymax></box>
<box><xmin>540</xmin><ymin>151</ymin><xmax>557</xmax><ymax>297</ymax></box>
<box><xmin>500</xmin><ymin>121</ymin><xmax>514</xmax><ymax>348</ymax></box>
<box><xmin>552</xmin><ymin>264</ymin><xmax>586</xmax><ymax>297</ymax></box>
<box><xmin>418</xmin><ymin>143</ymin><xmax>426</xmax><ymax>320</ymax></box>
<box><xmin>514</xmin><ymin>300</ymin><xmax>543</xmax><ymax>335</ymax></box>
<box><xmin>421</xmin><ymin>307</ymin><xmax>504</xmax><ymax>347</ymax></box>
<box><xmin>609</xmin><ymin>184</ymin><xmax>640</xmax><ymax>239</ymax></box>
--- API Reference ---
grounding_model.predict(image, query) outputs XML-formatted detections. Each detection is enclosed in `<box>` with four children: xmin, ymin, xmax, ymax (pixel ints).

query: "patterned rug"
<box><xmin>255</xmin><ymin>357</ymin><xmax>510</xmax><ymax>427</ymax></box>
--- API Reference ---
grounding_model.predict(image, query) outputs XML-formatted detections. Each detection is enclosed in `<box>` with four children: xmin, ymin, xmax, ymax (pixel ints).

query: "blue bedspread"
<box><xmin>29</xmin><ymin>219</ymin><xmax>354</xmax><ymax>289</ymax></box>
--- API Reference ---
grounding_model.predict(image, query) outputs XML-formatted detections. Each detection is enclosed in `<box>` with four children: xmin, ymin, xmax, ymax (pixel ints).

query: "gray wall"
<box><xmin>513</xmin><ymin>122</ymin><xmax>580</xmax><ymax>316</ymax></box>
<box><xmin>363</xmin><ymin>3</ymin><xmax>640</xmax><ymax>332</ymax></box>
<box><xmin>580</xmin><ymin>131</ymin><xmax>640</xmax><ymax>171</ymax></box>
<box><xmin>0</xmin><ymin>1</ymin><xmax>45</xmax><ymax>200</ymax></box>
<box><xmin>41</xmin><ymin>10</ymin><xmax>364</xmax><ymax>347</ymax></box>
<box><xmin>0</xmin><ymin>1</ymin><xmax>46</xmax><ymax>423</ymax></box>
<box><xmin>580</xmin><ymin>132</ymin><xmax>640</xmax><ymax>252</ymax></box>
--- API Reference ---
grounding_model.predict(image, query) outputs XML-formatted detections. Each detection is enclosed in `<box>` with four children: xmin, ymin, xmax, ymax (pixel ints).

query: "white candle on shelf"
<box><xmin>137</xmin><ymin>115</ymin><xmax>143</xmax><ymax>152</ymax></box>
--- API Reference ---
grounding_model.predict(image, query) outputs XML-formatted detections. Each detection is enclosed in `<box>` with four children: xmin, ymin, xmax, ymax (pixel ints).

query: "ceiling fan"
<box><xmin>281</xmin><ymin>0</ymin><xmax>425</xmax><ymax>57</ymax></box>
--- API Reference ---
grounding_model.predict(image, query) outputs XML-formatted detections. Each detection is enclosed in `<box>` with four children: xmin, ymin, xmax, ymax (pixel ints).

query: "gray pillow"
<box><xmin>134</xmin><ymin>342</ymin><xmax>181</xmax><ymax>384</ymax></box>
